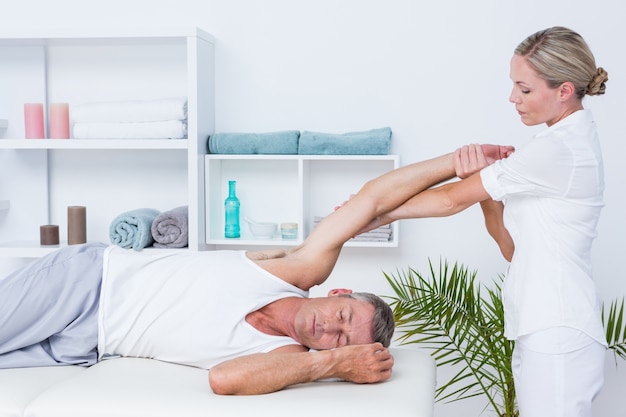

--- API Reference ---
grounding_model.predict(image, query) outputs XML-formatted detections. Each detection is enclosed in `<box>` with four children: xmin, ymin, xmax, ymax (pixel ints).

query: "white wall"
<box><xmin>4</xmin><ymin>1</ymin><xmax>625</xmax><ymax>416</ymax></box>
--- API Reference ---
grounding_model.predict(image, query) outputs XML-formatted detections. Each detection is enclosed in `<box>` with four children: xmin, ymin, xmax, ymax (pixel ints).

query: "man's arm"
<box><xmin>208</xmin><ymin>343</ymin><xmax>393</xmax><ymax>395</ymax></box>
<box><xmin>369</xmin><ymin>144</ymin><xmax>515</xmax><ymax>227</ymax></box>
<box><xmin>254</xmin><ymin>145</ymin><xmax>514</xmax><ymax>290</ymax></box>
<box><xmin>255</xmin><ymin>152</ymin><xmax>459</xmax><ymax>290</ymax></box>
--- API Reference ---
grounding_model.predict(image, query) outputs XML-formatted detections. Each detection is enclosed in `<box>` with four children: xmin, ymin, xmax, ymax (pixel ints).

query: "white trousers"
<box><xmin>512</xmin><ymin>328</ymin><xmax>606</xmax><ymax>417</ymax></box>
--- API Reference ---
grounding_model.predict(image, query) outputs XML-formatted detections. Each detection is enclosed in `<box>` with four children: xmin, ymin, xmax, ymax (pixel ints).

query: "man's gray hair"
<box><xmin>340</xmin><ymin>292</ymin><xmax>395</xmax><ymax>347</ymax></box>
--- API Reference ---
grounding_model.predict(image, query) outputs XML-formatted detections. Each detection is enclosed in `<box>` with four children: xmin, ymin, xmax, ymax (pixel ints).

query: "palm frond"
<box><xmin>603</xmin><ymin>297</ymin><xmax>626</xmax><ymax>363</ymax></box>
<box><xmin>384</xmin><ymin>258</ymin><xmax>515</xmax><ymax>416</ymax></box>
<box><xmin>385</xmin><ymin>258</ymin><xmax>625</xmax><ymax>417</ymax></box>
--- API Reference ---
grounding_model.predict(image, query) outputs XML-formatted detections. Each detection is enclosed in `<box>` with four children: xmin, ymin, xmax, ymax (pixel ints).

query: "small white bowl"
<box><xmin>248</xmin><ymin>221</ymin><xmax>277</xmax><ymax>238</ymax></box>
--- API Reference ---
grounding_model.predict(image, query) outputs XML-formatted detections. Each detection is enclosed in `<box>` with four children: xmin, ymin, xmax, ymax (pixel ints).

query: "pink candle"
<box><xmin>24</xmin><ymin>103</ymin><xmax>45</xmax><ymax>139</ymax></box>
<box><xmin>49</xmin><ymin>103</ymin><xmax>70</xmax><ymax>139</ymax></box>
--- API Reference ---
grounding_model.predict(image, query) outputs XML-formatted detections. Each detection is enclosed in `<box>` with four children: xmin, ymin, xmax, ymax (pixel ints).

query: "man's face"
<box><xmin>292</xmin><ymin>295</ymin><xmax>375</xmax><ymax>350</ymax></box>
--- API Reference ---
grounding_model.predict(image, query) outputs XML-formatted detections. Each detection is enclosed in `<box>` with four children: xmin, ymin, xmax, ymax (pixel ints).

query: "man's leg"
<box><xmin>0</xmin><ymin>242</ymin><xmax>107</xmax><ymax>368</ymax></box>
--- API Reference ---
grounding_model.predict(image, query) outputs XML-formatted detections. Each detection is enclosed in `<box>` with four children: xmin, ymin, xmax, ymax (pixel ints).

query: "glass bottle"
<box><xmin>224</xmin><ymin>180</ymin><xmax>240</xmax><ymax>238</ymax></box>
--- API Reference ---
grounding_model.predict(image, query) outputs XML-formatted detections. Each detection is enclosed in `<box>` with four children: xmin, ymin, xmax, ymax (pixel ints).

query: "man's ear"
<box><xmin>328</xmin><ymin>288</ymin><xmax>353</xmax><ymax>297</ymax></box>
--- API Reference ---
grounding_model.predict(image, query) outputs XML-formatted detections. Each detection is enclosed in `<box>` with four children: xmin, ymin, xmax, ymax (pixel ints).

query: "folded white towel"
<box><xmin>313</xmin><ymin>215</ymin><xmax>392</xmax><ymax>242</ymax></box>
<box><xmin>73</xmin><ymin>120</ymin><xmax>188</xmax><ymax>139</ymax></box>
<box><xmin>72</xmin><ymin>97</ymin><xmax>187</xmax><ymax>123</ymax></box>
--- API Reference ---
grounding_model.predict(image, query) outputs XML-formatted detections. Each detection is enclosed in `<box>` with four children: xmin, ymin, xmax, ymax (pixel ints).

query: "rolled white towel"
<box><xmin>72</xmin><ymin>97</ymin><xmax>187</xmax><ymax>123</ymax></box>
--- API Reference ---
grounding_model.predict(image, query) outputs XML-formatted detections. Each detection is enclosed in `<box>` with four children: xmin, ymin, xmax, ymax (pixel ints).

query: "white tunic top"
<box><xmin>480</xmin><ymin>109</ymin><xmax>606</xmax><ymax>345</ymax></box>
<box><xmin>97</xmin><ymin>246</ymin><xmax>308</xmax><ymax>369</ymax></box>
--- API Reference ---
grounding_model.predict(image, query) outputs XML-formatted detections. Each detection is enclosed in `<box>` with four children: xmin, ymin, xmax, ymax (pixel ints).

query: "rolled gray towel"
<box><xmin>151</xmin><ymin>206</ymin><xmax>189</xmax><ymax>248</ymax></box>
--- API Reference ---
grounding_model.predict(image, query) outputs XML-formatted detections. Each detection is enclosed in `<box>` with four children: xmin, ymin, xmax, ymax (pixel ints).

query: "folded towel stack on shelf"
<box><xmin>207</xmin><ymin>127</ymin><xmax>391</xmax><ymax>155</ymax></box>
<box><xmin>109</xmin><ymin>205</ymin><xmax>189</xmax><ymax>250</ymax></box>
<box><xmin>72</xmin><ymin>97</ymin><xmax>188</xmax><ymax>139</ymax></box>
<box><xmin>313</xmin><ymin>215</ymin><xmax>393</xmax><ymax>242</ymax></box>
<box><xmin>298</xmin><ymin>127</ymin><xmax>391</xmax><ymax>155</ymax></box>
<box><xmin>208</xmin><ymin>130</ymin><xmax>300</xmax><ymax>154</ymax></box>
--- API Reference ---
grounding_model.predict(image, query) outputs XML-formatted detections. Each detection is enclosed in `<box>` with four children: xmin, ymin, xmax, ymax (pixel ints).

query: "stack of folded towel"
<box><xmin>208</xmin><ymin>130</ymin><xmax>300</xmax><ymax>154</ymax></box>
<box><xmin>313</xmin><ymin>215</ymin><xmax>393</xmax><ymax>242</ymax></box>
<box><xmin>109</xmin><ymin>206</ymin><xmax>189</xmax><ymax>250</ymax></box>
<box><xmin>207</xmin><ymin>127</ymin><xmax>391</xmax><ymax>155</ymax></box>
<box><xmin>72</xmin><ymin>97</ymin><xmax>188</xmax><ymax>139</ymax></box>
<box><xmin>298</xmin><ymin>127</ymin><xmax>391</xmax><ymax>155</ymax></box>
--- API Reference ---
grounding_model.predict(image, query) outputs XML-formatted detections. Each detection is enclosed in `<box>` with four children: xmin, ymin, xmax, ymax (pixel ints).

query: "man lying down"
<box><xmin>0</xmin><ymin>144</ymin><xmax>509</xmax><ymax>395</ymax></box>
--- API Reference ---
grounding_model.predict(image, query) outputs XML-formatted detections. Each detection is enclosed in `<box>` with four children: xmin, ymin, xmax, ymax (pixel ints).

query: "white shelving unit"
<box><xmin>0</xmin><ymin>28</ymin><xmax>215</xmax><ymax>257</ymax></box>
<box><xmin>0</xmin><ymin>27</ymin><xmax>400</xmax><ymax>259</ymax></box>
<box><xmin>205</xmin><ymin>154</ymin><xmax>400</xmax><ymax>248</ymax></box>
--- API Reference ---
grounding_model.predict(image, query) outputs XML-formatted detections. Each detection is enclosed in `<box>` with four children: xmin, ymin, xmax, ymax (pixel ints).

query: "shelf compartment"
<box><xmin>206</xmin><ymin>157</ymin><xmax>301</xmax><ymax>244</ymax></box>
<box><xmin>205</xmin><ymin>154</ymin><xmax>399</xmax><ymax>248</ymax></box>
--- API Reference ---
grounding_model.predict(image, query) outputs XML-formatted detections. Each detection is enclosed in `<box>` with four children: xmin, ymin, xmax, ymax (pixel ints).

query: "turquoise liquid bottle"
<box><xmin>224</xmin><ymin>180</ymin><xmax>240</xmax><ymax>238</ymax></box>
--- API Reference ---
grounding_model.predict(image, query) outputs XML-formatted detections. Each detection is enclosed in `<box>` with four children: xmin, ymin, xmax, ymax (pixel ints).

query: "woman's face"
<box><xmin>508</xmin><ymin>54</ymin><xmax>568</xmax><ymax>127</ymax></box>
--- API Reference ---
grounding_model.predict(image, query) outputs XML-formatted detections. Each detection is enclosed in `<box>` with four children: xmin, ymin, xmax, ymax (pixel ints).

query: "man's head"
<box><xmin>340</xmin><ymin>292</ymin><xmax>395</xmax><ymax>348</ymax></box>
<box><xmin>292</xmin><ymin>289</ymin><xmax>395</xmax><ymax>350</ymax></box>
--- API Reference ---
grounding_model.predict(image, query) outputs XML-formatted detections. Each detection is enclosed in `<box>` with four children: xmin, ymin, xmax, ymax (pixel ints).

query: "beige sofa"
<box><xmin>0</xmin><ymin>347</ymin><xmax>435</xmax><ymax>417</ymax></box>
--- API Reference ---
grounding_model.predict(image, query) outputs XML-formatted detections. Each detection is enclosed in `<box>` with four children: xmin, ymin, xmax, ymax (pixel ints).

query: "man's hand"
<box><xmin>329</xmin><ymin>343</ymin><xmax>394</xmax><ymax>384</ymax></box>
<box><xmin>454</xmin><ymin>144</ymin><xmax>515</xmax><ymax>179</ymax></box>
<box><xmin>209</xmin><ymin>343</ymin><xmax>394</xmax><ymax>395</ymax></box>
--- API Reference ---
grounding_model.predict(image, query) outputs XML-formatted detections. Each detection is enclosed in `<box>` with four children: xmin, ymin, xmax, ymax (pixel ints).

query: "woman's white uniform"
<box><xmin>480</xmin><ymin>109</ymin><xmax>607</xmax><ymax>417</ymax></box>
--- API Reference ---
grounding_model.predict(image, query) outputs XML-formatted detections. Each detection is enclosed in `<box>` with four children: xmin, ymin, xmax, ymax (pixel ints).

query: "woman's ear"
<box><xmin>328</xmin><ymin>288</ymin><xmax>353</xmax><ymax>297</ymax></box>
<box><xmin>559</xmin><ymin>81</ymin><xmax>577</xmax><ymax>101</ymax></box>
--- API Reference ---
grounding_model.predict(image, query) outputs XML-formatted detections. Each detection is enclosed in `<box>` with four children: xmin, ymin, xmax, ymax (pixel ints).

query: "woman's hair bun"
<box><xmin>587</xmin><ymin>67</ymin><xmax>608</xmax><ymax>96</ymax></box>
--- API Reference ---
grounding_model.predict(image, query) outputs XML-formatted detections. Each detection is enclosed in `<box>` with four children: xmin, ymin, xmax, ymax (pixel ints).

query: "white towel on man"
<box><xmin>72</xmin><ymin>97</ymin><xmax>187</xmax><ymax>123</ymax></box>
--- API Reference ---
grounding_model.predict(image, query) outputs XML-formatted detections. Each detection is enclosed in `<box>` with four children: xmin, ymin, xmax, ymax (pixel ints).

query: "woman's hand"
<box><xmin>454</xmin><ymin>144</ymin><xmax>515</xmax><ymax>179</ymax></box>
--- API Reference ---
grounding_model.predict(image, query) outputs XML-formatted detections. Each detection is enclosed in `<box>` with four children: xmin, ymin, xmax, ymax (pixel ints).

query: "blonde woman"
<box><xmin>358</xmin><ymin>26</ymin><xmax>609</xmax><ymax>416</ymax></box>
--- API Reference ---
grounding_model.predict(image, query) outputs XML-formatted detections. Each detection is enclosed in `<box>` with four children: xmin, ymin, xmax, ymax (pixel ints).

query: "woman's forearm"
<box><xmin>383</xmin><ymin>173</ymin><xmax>491</xmax><ymax>222</ymax></box>
<box><xmin>480</xmin><ymin>199</ymin><xmax>514</xmax><ymax>261</ymax></box>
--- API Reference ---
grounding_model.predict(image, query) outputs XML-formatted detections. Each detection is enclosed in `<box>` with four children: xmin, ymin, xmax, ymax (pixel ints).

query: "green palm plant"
<box><xmin>384</xmin><ymin>258</ymin><xmax>626</xmax><ymax>417</ymax></box>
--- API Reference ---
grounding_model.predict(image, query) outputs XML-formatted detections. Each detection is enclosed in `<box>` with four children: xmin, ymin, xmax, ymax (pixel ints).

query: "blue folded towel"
<box><xmin>208</xmin><ymin>130</ymin><xmax>300</xmax><ymax>154</ymax></box>
<box><xmin>151</xmin><ymin>205</ymin><xmax>189</xmax><ymax>248</ymax></box>
<box><xmin>109</xmin><ymin>208</ymin><xmax>161</xmax><ymax>250</ymax></box>
<box><xmin>298</xmin><ymin>127</ymin><xmax>391</xmax><ymax>155</ymax></box>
